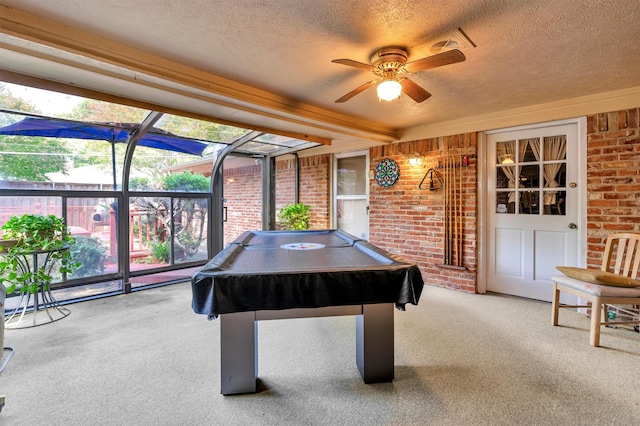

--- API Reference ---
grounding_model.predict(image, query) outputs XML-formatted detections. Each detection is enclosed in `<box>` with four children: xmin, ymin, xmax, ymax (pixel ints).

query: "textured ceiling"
<box><xmin>0</xmin><ymin>0</ymin><xmax>639</xmax><ymax>144</ymax></box>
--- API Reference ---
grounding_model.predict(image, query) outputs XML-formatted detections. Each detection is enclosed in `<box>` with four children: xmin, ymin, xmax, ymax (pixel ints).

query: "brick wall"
<box><xmin>275</xmin><ymin>159</ymin><xmax>296</xmax><ymax>208</ymax></box>
<box><xmin>223</xmin><ymin>164</ymin><xmax>262</xmax><ymax>243</ymax></box>
<box><xmin>586</xmin><ymin>108</ymin><xmax>640</xmax><ymax>268</ymax></box>
<box><xmin>223</xmin><ymin>154</ymin><xmax>331</xmax><ymax>241</ymax></box>
<box><xmin>220</xmin><ymin>107</ymin><xmax>640</xmax><ymax>294</ymax></box>
<box><xmin>298</xmin><ymin>155</ymin><xmax>331</xmax><ymax>229</ymax></box>
<box><xmin>368</xmin><ymin>134</ymin><xmax>478</xmax><ymax>292</ymax></box>
<box><xmin>223</xmin><ymin>140</ymin><xmax>477</xmax><ymax>292</ymax></box>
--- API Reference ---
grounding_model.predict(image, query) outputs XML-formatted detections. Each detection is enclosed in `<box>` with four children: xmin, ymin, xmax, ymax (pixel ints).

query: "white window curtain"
<box><xmin>527</xmin><ymin>136</ymin><xmax>566</xmax><ymax>206</ymax></box>
<box><xmin>543</xmin><ymin>136</ymin><xmax>566</xmax><ymax>206</ymax></box>
<box><xmin>497</xmin><ymin>141</ymin><xmax>517</xmax><ymax>204</ymax></box>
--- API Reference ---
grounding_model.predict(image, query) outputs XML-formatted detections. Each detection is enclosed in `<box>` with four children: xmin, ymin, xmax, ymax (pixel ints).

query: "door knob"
<box><xmin>568</xmin><ymin>223</ymin><xmax>577</xmax><ymax>229</ymax></box>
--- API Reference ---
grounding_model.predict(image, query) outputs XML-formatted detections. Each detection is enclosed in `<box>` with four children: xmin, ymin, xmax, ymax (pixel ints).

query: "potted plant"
<box><xmin>278</xmin><ymin>203</ymin><xmax>311</xmax><ymax>230</ymax></box>
<box><xmin>0</xmin><ymin>214</ymin><xmax>79</xmax><ymax>295</ymax></box>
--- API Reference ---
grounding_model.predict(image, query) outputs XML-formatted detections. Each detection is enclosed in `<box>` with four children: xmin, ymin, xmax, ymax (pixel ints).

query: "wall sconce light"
<box><xmin>408</xmin><ymin>152</ymin><xmax>422</xmax><ymax>166</ymax></box>
<box><xmin>377</xmin><ymin>79</ymin><xmax>402</xmax><ymax>101</ymax></box>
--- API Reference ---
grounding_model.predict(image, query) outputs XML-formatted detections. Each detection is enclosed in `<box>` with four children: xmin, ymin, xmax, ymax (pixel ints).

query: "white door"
<box><xmin>334</xmin><ymin>151</ymin><xmax>369</xmax><ymax>240</ymax></box>
<box><xmin>486</xmin><ymin>121</ymin><xmax>583</xmax><ymax>302</ymax></box>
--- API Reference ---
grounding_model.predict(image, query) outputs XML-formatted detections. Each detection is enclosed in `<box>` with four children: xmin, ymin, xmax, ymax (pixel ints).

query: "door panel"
<box><xmin>487</xmin><ymin>122</ymin><xmax>580</xmax><ymax>302</ymax></box>
<box><xmin>494</xmin><ymin>228</ymin><xmax>523</xmax><ymax>278</ymax></box>
<box><xmin>336</xmin><ymin>198</ymin><xmax>367</xmax><ymax>239</ymax></box>
<box><xmin>334</xmin><ymin>152</ymin><xmax>369</xmax><ymax>240</ymax></box>
<box><xmin>534</xmin><ymin>230</ymin><xmax>567</xmax><ymax>281</ymax></box>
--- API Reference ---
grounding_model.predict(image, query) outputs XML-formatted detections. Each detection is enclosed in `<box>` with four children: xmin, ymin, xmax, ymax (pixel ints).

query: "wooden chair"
<box><xmin>551</xmin><ymin>232</ymin><xmax>640</xmax><ymax>346</ymax></box>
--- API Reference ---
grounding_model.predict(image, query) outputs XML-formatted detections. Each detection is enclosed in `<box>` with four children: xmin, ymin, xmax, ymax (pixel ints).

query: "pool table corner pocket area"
<box><xmin>191</xmin><ymin>229</ymin><xmax>424</xmax><ymax>395</ymax></box>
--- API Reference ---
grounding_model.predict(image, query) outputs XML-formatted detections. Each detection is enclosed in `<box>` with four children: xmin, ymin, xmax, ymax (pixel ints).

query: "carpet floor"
<box><xmin>1</xmin><ymin>282</ymin><xmax>639</xmax><ymax>425</ymax></box>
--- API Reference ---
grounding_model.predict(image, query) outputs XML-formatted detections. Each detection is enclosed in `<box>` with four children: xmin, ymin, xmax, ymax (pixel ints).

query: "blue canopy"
<box><xmin>0</xmin><ymin>116</ymin><xmax>210</xmax><ymax>156</ymax></box>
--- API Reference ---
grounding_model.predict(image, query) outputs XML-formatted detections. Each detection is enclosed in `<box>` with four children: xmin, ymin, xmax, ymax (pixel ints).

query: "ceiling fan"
<box><xmin>332</xmin><ymin>46</ymin><xmax>466</xmax><ymax>103</ymax></box>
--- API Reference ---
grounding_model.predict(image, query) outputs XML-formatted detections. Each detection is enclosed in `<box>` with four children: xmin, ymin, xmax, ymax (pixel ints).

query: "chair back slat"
<box><xmin>613</xmin><ymin>238</ymin><xmax>626</xmax><ymax>275</ymax></box>
<box><xmin>631</xmin><ymin>238</ymin><xmax>640</xmax><ymax>277</ymax></box>
<box><xmin>601</xmin><ymin>233</ymin><xmax>640</xmax><ymax>278</ymax></box>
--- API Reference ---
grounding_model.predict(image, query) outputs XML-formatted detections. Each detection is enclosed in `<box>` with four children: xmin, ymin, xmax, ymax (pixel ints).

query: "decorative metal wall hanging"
<box><xmin>419</xmin><ymin>167</ymin><xmax>443</xmax><ymax>190</ymax></box>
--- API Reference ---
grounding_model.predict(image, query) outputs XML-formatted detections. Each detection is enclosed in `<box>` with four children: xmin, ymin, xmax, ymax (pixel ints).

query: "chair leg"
<box><xmin>590</xmin><ymin>299</ymin><xmax>602</xmax><ymax>347</ymax></box>
<box><xmin>551</xmin><ymin>283</ymin><xmax>561</xmax><ymax>326</ymax></box>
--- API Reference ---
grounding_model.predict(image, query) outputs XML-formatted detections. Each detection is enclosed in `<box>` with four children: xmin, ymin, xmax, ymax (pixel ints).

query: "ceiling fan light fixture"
<box><xmin>377</xmin><ymin>79</ymin><xmax>402</xmax><ymax>101</ymax></box>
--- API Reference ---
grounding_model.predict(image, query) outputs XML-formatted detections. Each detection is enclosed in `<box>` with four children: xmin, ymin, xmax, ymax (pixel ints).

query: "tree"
<box><xmin>0</xmin><ymin>136</ymin><xmax>71</xmax><ymax>181</ymax></box>
<box><xmin>61</xmin><ymin>100</ymin><xmax>241</xmax><ymax>183</ymax></box>
<box><xmin>1</xmin><ymin>85</ymin><xmax>244</xmax><ymax>184</ymax></box>
<box><xmin>0</xmin><ymin>83</ymin><xmax>38</xmax><ymax>118</ymax></box>
<box><xmin>132</xmin><ymin>172</ymin><xmax>210</xmax><ymax>260</ymax></box>
<box><xmin>0</xmin><ymin>84</ymin><xmax>71</xmax><ymax>180</ymax></box>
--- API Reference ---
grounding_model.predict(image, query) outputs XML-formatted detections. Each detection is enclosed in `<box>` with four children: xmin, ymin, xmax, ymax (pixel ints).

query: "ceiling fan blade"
<box><xmin>332</xmin><ymin>58</ymin><xmax>378</xmax><ymax>72</ymax></box>
<box><xmin>404</xmin><ymin>49</ymin><xmax>466</xmax><ymax>73</ymax></box>
<box><xmin>334</xmin><ymin>80</ymin><xmax>378</xmax><ymax>103</ymax></box>
<box><xmin>400</xmin><ymin>78</ymin><xmax>432</xmax><ymax>103</ymax></box>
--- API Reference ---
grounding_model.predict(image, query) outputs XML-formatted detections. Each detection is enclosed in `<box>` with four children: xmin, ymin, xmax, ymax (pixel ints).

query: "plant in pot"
<box><xmin>278</xmin><ymin>203</ymin><xmax>311</xmax><ymax>230</ymax></box>
<box><xmin>0</xmin><ymin>214</ymin><xmax>79</xmax><ymax>295</ymax></box>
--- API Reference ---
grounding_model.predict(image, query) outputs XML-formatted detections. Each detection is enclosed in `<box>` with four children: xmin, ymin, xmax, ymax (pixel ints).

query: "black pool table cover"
<box><xmin>191</xmin><ymin>230</ymin><xmax>424</xmax><ymax>318</ymax></box>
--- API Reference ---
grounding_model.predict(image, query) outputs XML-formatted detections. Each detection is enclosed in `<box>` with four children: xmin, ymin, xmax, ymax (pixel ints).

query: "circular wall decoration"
<box><xmin>375</xmin><ymin>158</ymin><xmax>400</xmax><ymax>188</ymax></box>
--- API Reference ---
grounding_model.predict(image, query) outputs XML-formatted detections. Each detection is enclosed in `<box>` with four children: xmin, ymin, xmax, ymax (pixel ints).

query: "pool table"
<box><xmin>191</xmin><ymin>229</ymin><xmax>424</xmax><ymax>395</ymax></box>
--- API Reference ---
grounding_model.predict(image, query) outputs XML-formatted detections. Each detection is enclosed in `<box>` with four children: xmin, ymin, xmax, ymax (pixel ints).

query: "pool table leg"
<box><xmin>356</xmin><ymin>303</ymin><xmax>394</xmax><ymax>383</ymax></box>
<box><xmin>220</xmin><ymin>311</ymin><xmax>258</xmax><ymax>395</ymax></box>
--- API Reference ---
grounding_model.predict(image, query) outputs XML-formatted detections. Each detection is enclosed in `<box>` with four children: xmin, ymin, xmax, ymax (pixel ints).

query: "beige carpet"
<box><xmin>1</xmin><ymin>282</ymin><xmax>639</xmax><ymax>425</ymax></box>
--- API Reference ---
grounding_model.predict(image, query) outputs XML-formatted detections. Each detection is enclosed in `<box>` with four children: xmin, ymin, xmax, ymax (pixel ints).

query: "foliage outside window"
<box><xmin>131</xmin><ymin>172</ymin><xmax>209</xmax><ymax>264</ymax></box>
<box><xmin>69</xmin><ymin>236</ymin><xmax>108</xmax><ymax>278</ymax></box>
<box><xmin>0</xmin><ymin>82</ymin><xmax>314</xmax><ymax>295</ymax></box>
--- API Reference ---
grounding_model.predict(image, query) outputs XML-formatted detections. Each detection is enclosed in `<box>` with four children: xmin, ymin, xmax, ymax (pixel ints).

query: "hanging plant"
<box><xmin>0</xmin><ymin>214</ymin><xmax>80</xmax><ymax>295</ymax></box>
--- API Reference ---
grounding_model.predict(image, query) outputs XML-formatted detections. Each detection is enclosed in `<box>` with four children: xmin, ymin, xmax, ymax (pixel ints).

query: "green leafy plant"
<box><xmin>278</xmin><ymin>203</ymin><xmax>311</xmax><ymax>230</ymax></box>
<box><xmin>129</xmin><ymin>176</ymin><xmax>150</xmax><ymax>190</ymax></box>
<box><xmin>0</xmin><ymin>214</ymin><xmax>80</xmax><ymax>294</ymax></box>
<box><xmin>69</xmin><ymin>236</ymin><xmax>107</xmax><ymax>278</ymax></box>
<box><xmin>162</xmin><ymin>171</ymin><xmax>210</xmax><ymax>192</ymax></box>
<box><xmin>151</xmin><ymin>239</ymin><xmax>170</xmax><ymax>263</ymax></box>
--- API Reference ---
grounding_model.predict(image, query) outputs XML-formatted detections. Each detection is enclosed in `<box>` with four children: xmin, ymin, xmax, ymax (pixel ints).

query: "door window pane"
<box><xmin>543</xmin><ymin>136</ymin><xmax>567</xmax><ymax>161</ymax></box>
<box><xmin>543</xmin><ymin>190</ymin><xmax>566</xmax><ymax>216</ymax></box>
<box><xmin>519</xmin><ymin>191</ymin><xmax>539</xmax><ymax>215</ymax></box>
<box><xmin>337</xmin><ymin>199</ymin><xmax>367</xmax><ymax>239</ymax></box>
<box><xmin>496</xmin><ymin>166</ymin><xmax>514</xmax><ymax>189</ymax></box>
<box><xmin>496</xmin><ymin>141</ymin><xmax>515</xmax><ymax>165</ymax></box>
<box><xmin>337</xmin><ymin>156</ymin><xmax>366</xmax><ymax>195</ymax></box>
<box><xmin>541</xmin><ymin>135</ymin><xmax>567</xmax><ymax>215</ymax></box>
<box><xmin>521</xmin><ymin>138</ymin><xmax>539</xmax><ymax>162</ymax></box>
<box><xmin>543</xmin><ymin>163</ymin><xmax>566</xmax><ymax>188</ymax></box>
<box><xmin>496</xmin><ymin>191</ymin><xmax>514</xmax><ymax>214</ymax></box>
<box><xmin>519</xmin><ymin>165</ymin><xmax>540</xmax><ymax>188</ymax></box>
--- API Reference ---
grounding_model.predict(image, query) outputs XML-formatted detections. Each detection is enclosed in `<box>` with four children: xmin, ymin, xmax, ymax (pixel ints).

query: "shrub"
<box><xmin>70</xmin><ymin>236</ymin><xmax>107</xmax><ymax>278</ymax></box>
<box><xmin>151</xmin><ymin>239</ymin><xmax>170</xmax><ymax>263</ymax></box>
<box><xmin>162</xmin><ymin>172</ymin><xmax>209</xmax><ymax>191</ymax></box>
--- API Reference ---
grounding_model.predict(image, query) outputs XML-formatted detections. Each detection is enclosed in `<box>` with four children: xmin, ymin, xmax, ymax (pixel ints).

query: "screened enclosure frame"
<box><xmin>0</xmin><ymin>104</ymin><xmax>321</xmax><ymax>301</ymax></box>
